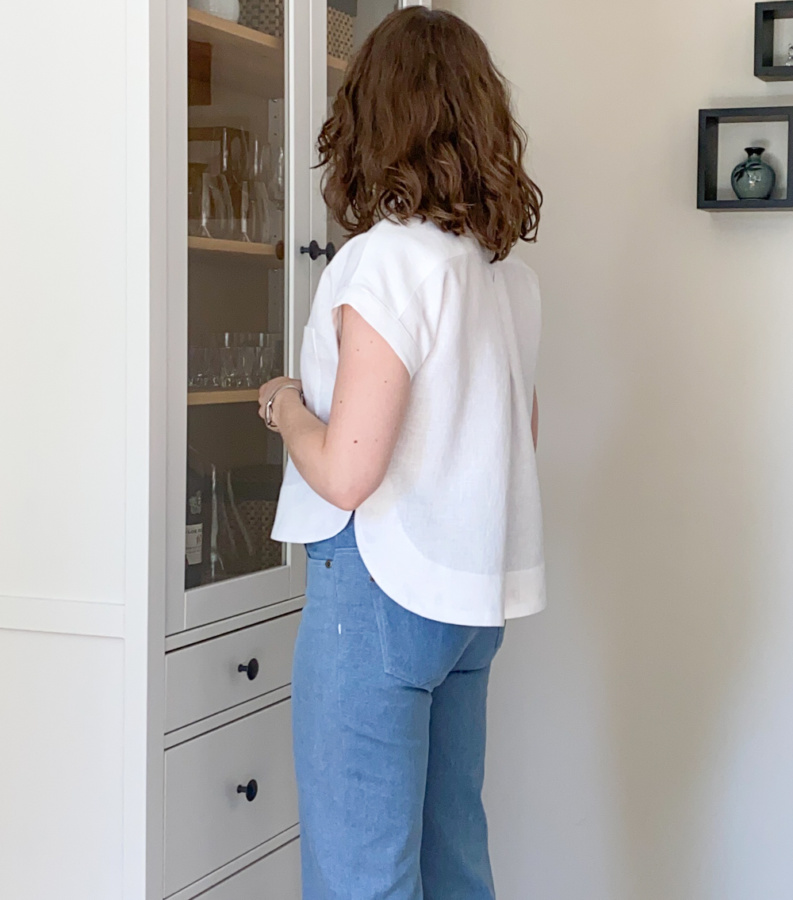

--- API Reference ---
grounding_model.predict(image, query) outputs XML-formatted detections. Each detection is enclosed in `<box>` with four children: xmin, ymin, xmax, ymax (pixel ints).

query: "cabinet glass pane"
<box><xmin>185</xmin><ymin>2</ymin><xmax>288</xmax><ymax>590</ymax></box>
<box><xmin>326</xmin><ymin>1</ymin><xmax>400</xmax><ymax>253</ymax></box>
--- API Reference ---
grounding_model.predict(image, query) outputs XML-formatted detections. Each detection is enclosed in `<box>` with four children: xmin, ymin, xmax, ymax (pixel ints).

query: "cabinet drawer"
<box><xmin>164</xmin><ymin>699</ymin><xmax>299</xmax><ymax>896</ymax></box>
<box><xmin>193</xmin><ymin>839</ymin><xmax>301</xmax><ymax>899</ymax></box>
<box><xmin>166</xmin><ymin>612</ymin><xmax>301</xmax><ymax>732</ymax></box>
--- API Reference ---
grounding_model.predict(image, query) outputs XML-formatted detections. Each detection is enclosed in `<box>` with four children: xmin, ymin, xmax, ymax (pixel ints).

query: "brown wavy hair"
<box><xmin>317</xmin><ymin>7</ymin><xmax>542</xmax><ymax>262</ymax></box>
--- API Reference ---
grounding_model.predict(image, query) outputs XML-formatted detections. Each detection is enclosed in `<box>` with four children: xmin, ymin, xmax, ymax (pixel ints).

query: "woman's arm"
<box><xmin>532</xmin><ymin>388</ymin><xmax>539</xmax><ymax>450</ymax></box>
<box><xmin>258</xmin><ymin>305</ymin><xmax>411</xmax><ymax>511</ymax></box>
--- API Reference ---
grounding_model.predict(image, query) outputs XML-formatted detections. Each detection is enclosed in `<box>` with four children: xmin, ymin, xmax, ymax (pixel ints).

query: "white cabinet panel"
<box><xmin>194</xmin><ymin>839</ymin><xmax>301</xmax><ymax>899</ymax></box>
<box><xmin>0</xmin><ymin>630</ymin><xmax>124</xmax><ymax>900</ymax></box>
<box><xmin>166</xmin><ymin>611</ymin><xmax>300</xmax><ymax>731</ymax></box>
<box><xmin>164</xmin><ymin>699</ymin><xmax>298</xmax><ymax>896</ymax></box>
<box><xmin>0</xmin><ymin>0</ymin><xmax>127</xmax><ymax>605</ymax></box>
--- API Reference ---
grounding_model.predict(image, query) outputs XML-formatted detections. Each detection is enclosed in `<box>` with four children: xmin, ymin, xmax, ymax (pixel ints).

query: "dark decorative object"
<box><xmin>697</xmin><ymin>107</ymin><xmax>793</xmax><ymax>210</ymax></box>
<box><xmin>237</xmin><ymin>779</ymin><xmax>259</xmax><ymax>802</ymax></box>
<box><xmin>731</xmin><ymin>147</ymin><xmax>777</xmax><ymax>199</ymax></box>
<box><xmin>238</xmin><ymin>658</ymin><xmax>260</xmax><ymax>680</ymax></box>
<box><xmin>755</xmin><ymin>2</ymin><xmax>793</xmax><ymax>81</ymax></box>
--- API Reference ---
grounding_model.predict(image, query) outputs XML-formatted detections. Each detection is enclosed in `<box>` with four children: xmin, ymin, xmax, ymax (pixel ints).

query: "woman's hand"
<box><xmin>258</xmin><ymin>376</ymin><xmax>303</xmax><ymax>431</ymax></box>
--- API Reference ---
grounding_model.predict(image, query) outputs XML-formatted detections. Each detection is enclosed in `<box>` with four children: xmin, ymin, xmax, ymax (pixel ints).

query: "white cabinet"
<box><xmin>0</xmin><ymin>2</ymin><xmax>428</xmax><ymax>900</ymax></box>
<box><xmin>165</xmin><ymin>611</ymin><xmax>301</xmax><ymax>731</ymax></box>
<box><xmin>164</xmin><ymin>699</ymin><xmax>298</xmax><ymax>896</ymax></box>
<box><xmin>157</xmin><ymin>5</ymin><xmax>429</xmax><ymax>896</ymax></box>
<box><xmin>194</xmin><ymin>840</ymin><xmax>301</xmax><ymax>899</ymax></box>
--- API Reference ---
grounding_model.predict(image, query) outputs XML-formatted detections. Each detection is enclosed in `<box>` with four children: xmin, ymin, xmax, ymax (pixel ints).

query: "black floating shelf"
<box><xmin>755</xmin><ymin>2</ymin><xmax>793</xmax><ymax>81</ymax></box>
<box><xmin>697</xmin><ymin>106</ymin><xmax>793</xmax><ymax>211</ymax></box>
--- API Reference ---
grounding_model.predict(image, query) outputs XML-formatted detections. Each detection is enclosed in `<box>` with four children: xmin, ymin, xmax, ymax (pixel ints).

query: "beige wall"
<box><xmin>438</xmin><ymin>1</ymin><xmax>793</xmax><ymax>898</ymax></box>
<box><xmin>0</xmin><ymin>0</ymin><xmax>128</xmax><ymax>606</ymax></box>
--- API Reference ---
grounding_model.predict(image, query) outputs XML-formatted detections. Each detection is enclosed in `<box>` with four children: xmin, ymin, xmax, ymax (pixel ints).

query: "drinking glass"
<box><xmin>188</xmin><ymin>163</ymin><xmax>208</xmax><ymax>236</ymax></box>
<box><xmin>188</xmin><ymin>346</ymin><xmax>209</xmax><ymax>388</ymax></box>
<box><xmin>219</xmin><ymin>127</ymin><xmax>248</xmax><ymax>239</ymax></box>
<box><xmin>241</xmin><ymin>136</ymin><xmax>275</xmax><ymax>243</ymax></box>
<box><xmin>220</xmin><ymin>127</ymin><xmax>248</xmax><ymax>184</ymax></box>
<box><xmin>268</xmin><ymin>143</ymin><xmax>286</xmax><ymax>212</ymax></box>
<box><xmin>219</xmin><ymin>345</ymin><xmax>239</xmax><ymax>388</ymax></box>
<box><xmin>238</xmin><ymin>345</ymin><xmax>258</xmax><ymax>388</ymax></box>
<box><xmin>252</xmin><ymin>180</ymin><xmax>272</xmax><ymax>243</ymax></box>
<box><xmin>200</xmin><ymin>173</ymin><xmax>233</xmax><ymax>239</ymax></box>
<box><xmin>256</xmin><ymin>339</ymin><xmax>275</xmax><ymax>385</ymax></box>
<box><xmin>205</xmin><ymin>346</ymin><xmax>221</xmax><ymax>388</ymax></box>
<box><xmin>240</xmin><ymin>181</ymin><xmax>253</xmax><ymax>242</ymax></box>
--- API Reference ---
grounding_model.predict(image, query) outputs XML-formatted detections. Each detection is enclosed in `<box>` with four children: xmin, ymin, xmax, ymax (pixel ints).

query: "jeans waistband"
<box><xmin>305</xmin><ymin>512</ymin><xmax>357</xmax><ymax>559</ymax></box>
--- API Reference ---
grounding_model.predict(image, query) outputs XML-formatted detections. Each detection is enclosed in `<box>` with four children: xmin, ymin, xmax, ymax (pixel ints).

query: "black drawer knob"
<box><xmin>300</xmin><ymin>239</ymin><xmax>336</xmax><ymax>262</ymax></box>
<box><xmin>238</xmin><ymin>658</ymin><xmax>259</xmax><ymax>681</ymax></box>
<box><xmin>237</xmin><ymin>779</ymin><xmax>258</xmax><ymax>802</ymax></box>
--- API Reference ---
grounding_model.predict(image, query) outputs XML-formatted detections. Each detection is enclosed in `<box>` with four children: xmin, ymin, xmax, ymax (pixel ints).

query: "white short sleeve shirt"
<box><xmin>271</xmin><ymin>217</ymin><xmax>545</xmax><ymax>626</ymax></box>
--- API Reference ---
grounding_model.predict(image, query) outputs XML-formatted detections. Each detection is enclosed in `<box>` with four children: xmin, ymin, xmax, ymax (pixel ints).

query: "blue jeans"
<box><xmin>292</xmin><ymin>515</ymin><xmax>505</xmax><ymax>899</ymax></box>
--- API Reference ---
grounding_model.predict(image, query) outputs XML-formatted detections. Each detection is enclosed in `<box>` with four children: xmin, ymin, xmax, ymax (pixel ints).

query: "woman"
<box><xmin>260</xmin><ymin>8</ymin><xmax>544</xmax><ymax>898</ymax></box>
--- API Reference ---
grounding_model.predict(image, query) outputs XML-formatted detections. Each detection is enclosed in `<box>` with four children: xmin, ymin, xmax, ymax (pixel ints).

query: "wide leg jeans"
<box><xmin>292</xmin><ymin>516</ymin><xmax>505</xmax><ymax>899</ymax></box>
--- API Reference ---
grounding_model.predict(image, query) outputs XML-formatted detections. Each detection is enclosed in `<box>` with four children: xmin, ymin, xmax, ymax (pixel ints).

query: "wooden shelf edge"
<box><xmin>188</xmin><ymin>236</ymin><xmax>279</xmax><ymax>257</ymax></box>
<box><xmin>188</xmin><ymin>389</ymin><xmax>260</xmax><ymax>406</ymax></box>
<box><xmin>755</xmin><ymin>67</ymin><xmax>793</xmax><ymax>82</ymax></box>
<box><xmin>700</xmin><ymin>207</ymin><xmax>793</xmax><ymax>211</ymax></box>
<box><xmin>187</xmin><ymin>8</ymin><xmax>346</xmax><ymax>72</ymax></box>
<box><xmin>188</xmin><ymin>8</ymin><xmax>283</xmax><ymax>51</ymax></box>
<box><xmin>698</xmin><ymin>200</ymin><xmax>793</xmax><ymax>210</ymax></box>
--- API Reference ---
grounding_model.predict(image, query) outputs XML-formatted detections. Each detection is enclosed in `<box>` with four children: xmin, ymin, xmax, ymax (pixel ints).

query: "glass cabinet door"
<box><xmin>175</xmin><ymin>0</ymin><xmax>303</xmax><ymax>632</ymax></box>
<box><xmin>312</xmin><ymin>2</ymin><xmax>427</xmax><ymax>277</ymax></box>
<box><xmin>168</xmin><ymin>0</ymin><xmax>428</xmax><ymax>633</ymax></box>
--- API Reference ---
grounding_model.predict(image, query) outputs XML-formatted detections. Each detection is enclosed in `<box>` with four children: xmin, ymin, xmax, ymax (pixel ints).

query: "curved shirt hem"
<box><xmin>353</xmin><ymin>504</ymin><xmax>546</xmax><ymax>627</ymax></box>
<box><xmin>271</xmin><ymin>476</ymin><xmax>546</xmax><ymax>627</ymax></box>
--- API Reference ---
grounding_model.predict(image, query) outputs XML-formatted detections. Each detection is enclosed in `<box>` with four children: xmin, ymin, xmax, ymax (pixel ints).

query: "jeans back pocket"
<box><xmin>371</xmin><ymin>590</ymin><xmax>473</xmax><ymax>691</ymax></box>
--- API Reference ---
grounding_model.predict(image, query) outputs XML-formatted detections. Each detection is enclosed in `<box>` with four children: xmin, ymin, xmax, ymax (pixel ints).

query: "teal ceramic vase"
<box><xmin>731</xmin><ymin>147</ymin><xmax>776</xmax><ymax>201</ymax></box>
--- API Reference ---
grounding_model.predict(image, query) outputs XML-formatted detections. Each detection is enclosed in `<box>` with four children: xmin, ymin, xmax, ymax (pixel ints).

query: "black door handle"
<box><xmin>237</xmin><ymin>658</ymin><xmax>259</xmax><ymax>681</ymax></box>
<box><xmin>237</xmin><ymin>779</ymin><xmax>258</xmax><ymax>802</ymax></box>
<box><xmin>300</xmin><ymin>240</ymin><xmax>336</xmax><ymax>262</ymax></box>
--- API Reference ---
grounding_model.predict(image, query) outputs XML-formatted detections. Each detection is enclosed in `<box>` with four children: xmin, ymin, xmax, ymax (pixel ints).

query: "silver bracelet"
<box><xmin>265</xmin><ymin>383</ymin><xmax>304</xmax><ymax>430</ymax></box>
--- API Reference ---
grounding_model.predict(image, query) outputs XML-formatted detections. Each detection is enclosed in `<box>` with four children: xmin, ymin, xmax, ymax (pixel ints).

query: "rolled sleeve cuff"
<box><xmin>331</xmin><ymin>285</ymin><xmax>423</xmax><ymax>379</ymax></box>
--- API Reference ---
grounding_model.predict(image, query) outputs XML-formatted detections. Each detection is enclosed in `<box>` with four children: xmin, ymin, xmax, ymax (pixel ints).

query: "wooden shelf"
<box><xmin>697</xmin><ymin>198</ymin><xmax>793</xmax><ymax>211</ymax></box>
<box><xmin>188</xmin><ymin>9</ymin><xmax>284</xmax><ymax>99</ymax></box>
<box><xmin>188</xmin><ymin>236</ymin><xmax>283</xmax><ymax>261</ymax></box>
<box><xmin>188</xmin><ymin>9</ymin><xmax>348</xmax><ymax>100</ymax></box>
<box><xmin>697</xmin><ymin>107</ymin><xmax>793</xmax><ymax>211</ymax></box>
<box><xmin>188</xmin><ymin>8</ymin><xmax>283</xmax><ymax>52</ymax></box>
<box><xmin>188</xmin><ymin>389</ymin><xmax>260</xmax><ymax>407</ymax></box>
<box><xmin>755</xmin><ymin>2</ymin><xmax>793</xmax><ymax>81</ymax></box>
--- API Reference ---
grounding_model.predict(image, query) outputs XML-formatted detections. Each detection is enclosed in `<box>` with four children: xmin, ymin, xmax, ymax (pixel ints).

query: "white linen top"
<box><xmin>271</xmin><ymin>216</ymin><xmax>545</xmax><ymax>626</ymax></box>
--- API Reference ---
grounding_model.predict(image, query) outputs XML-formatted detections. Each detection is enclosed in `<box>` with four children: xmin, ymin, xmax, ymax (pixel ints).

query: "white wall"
<box><xmin>438</xmin><ymin>1</ymin><xmax>793</xmax><ymax>898</ymax></box>
<box><xmin>0</xmin><ymin>631</ymin><xmax>124</xmax><ymax>900</ymax></box>
<box><xmin>0</xmin><ymin>0</ymin><xmax>128</xmax><ymax>606</ymax></box>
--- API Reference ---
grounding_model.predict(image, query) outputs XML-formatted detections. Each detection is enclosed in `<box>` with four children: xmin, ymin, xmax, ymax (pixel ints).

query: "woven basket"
<box><xmin>237</xmin><ymin>499</ymin><xmax>283</xmax><ymax>570</ymax></box>
<box><xmin>238</xmin><ymin>0</ymin><xmax>354</xmax><ymax>62</ymax></box>
<box><xmin>328</xmin><ymin>6</ymin><xmax>354</xmax><ymax>61</ymax></box>
<box><xmin>238</xmin><ymin>0</ymin><xmax>283</xmax><ymax>38</ymax></box>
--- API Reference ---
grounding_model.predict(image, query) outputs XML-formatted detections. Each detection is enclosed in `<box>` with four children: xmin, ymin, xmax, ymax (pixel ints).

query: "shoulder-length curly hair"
<box><xmin>317</xmin><ymin>7</ymin><xmax>541</xmax><ymax>263</ymax></box>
